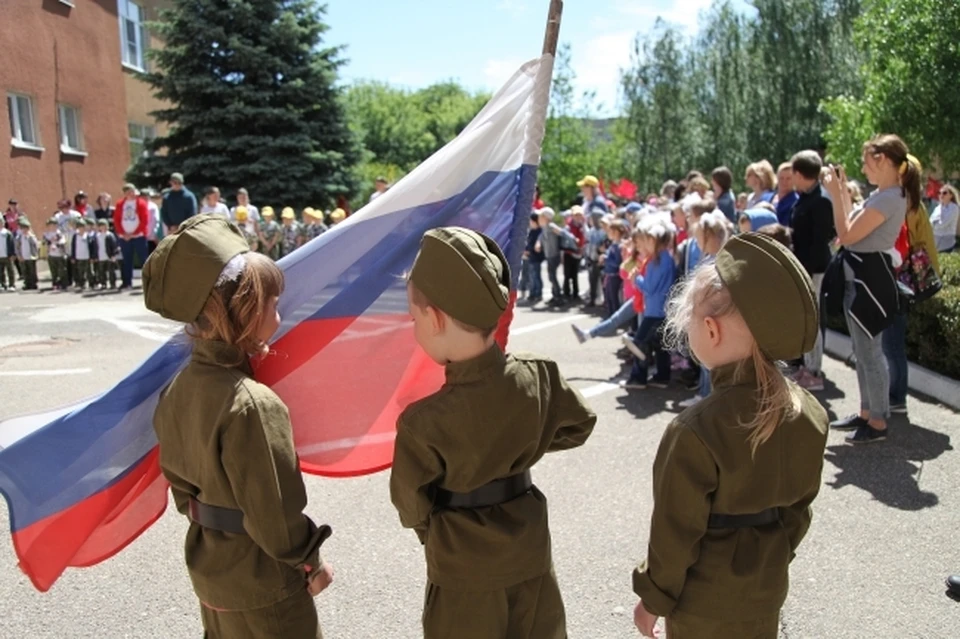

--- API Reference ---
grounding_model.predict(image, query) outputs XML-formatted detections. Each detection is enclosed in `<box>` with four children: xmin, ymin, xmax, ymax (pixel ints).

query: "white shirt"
<box><xmin>19</xmin><ymin>233</ymin><xmax>33</xmax><ymax>259</ymax></box>
<box><xmin>201</xmin><ymin>202</ymin><xmax>230</xmax><ymax>217</ymax></box>
<box><xmin>55</xmin><ymin>209</ymin><xmax>81</xmax><ymax>234</ymax></box>
<box><xmin>74</xmin><ymin>232</ymin><xmax>91</xmax><ymax>260</ymax></box>
<box><xmin>44</xmin><ymin>231</ymin><xmax>65</xmax><ymax>258</ymax></box>
<box><xmin>97</xmin><ymin>232</ymin><xmax>108</xmax><ymax>258</ymax></box>
<box><xmin>931</xmin><ymin>202</ymin><xmax>959</xmax><ymax>252</ymax></box>
<box><xmin>369</xmin><ymin>190</ymin><xmax>384</xmax><ymax>202</ymax></box>
<box><xmin>0</xmin><ymin>229</ymin><xmax>10</xmax><ymax>258</ymax></box>
<box><xmin>146</xmin><ymin>201</ymin><xmax>160</xmax><ymax>240</ymax></box>
<box><xmin>121</xmin><ymin>199</ymin><xmax>140</xmax><ymax>235</ymax></box>
<box><xmin>230</xmin><ymin>204</ymin><xmax>260</xmax><ymax>222</ymax></box>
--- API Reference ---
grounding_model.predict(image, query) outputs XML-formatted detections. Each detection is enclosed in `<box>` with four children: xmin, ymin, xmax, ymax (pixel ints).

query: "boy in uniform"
<box><xmin>1</xmin><ymin>222</ymin><xmax>17</xmax><ymax>290</ymax></box>
<box><xmin>233</xmin><ymin>206</ymin><xmax>260</xmax><ymax>252</ymax></box>
<box><xmin>279</xmin><ymin>207</ymin><xmax>303</xmax><ymax>258</ymax></box>
<box><xmin>16</xmin><ymin>219</ymin><xmax>39</xmax><ymax>290</ymax></box>
<box><xmin>70</xmin><ymin>218</ymin><xmax>94</xmax><ymax>291</ymax></box>
<box><xmin>43</xmin><ymin>218</ymin><xmax>67</xmax><ymax>290</ymax></box>
<box><xmin>93</xmin><ymin>219</ymin><xmax>118</xmax><ymax>290</ymax></box>
<box><xmin>258</xmin><ymin>207</ymin><xmax>281</xmax><ymax>260</ymax></box>
<box><xmin>391</xmin><ymin>227</ymin><xmax>597</xmax><ymax>638</ymax></box>
<box><xmin>303</xmin><ymin>208</ymin><xmax>328</xmax><ymax>242</ymax></box>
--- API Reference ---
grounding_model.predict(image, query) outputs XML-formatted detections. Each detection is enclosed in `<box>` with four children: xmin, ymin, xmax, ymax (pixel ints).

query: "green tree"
<box><xmin>823</xmin><ymin>0</ymin><xmax>960</xmax><ymax>176</ymax></box>
<box><xmin>128</xmin><ymin>0</ymin><xmax>361</xmax><ymax>210</ymax></box>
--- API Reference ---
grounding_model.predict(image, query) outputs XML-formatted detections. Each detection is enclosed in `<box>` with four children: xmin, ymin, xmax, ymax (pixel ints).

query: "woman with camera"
<box><xmin>821</xmin><ymin>134</ymin><xmax>920</xmax><ymax>444</ymax></box>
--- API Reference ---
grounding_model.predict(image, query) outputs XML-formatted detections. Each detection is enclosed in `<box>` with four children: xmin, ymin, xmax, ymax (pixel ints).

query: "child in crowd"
<box><xmin>16</xmin><ymin>219</ymin><xmax>39</xmax><ymax>290</ymax></box>
<box><xmin>735</xmin><ymin>192</ymin><xmax>750</xmax><ymax>217</ymax></box>
<box><xmin>233</xmin><ymin>206</ymin><xmax>260</xmax><ymax>252</ymax></box>
<box><xmin>521</xmin><ymin>213</ymin><xmax>544</xmax><ymax>303</ymax></box>
<box><xmin>671</xmin><ymin>203</ymin><xmax>688</xmax><ymax>244</ymax></box>
<box><xmin>632</xmin><ymin>233</ymin><xmax>828</xmax><ymax>639</ymax></box>
<box><xmin>585</xmin><ymin>213</ymin><xmax>610</xmax><ymax>307</ymax></box>
<box><xmin>304</xmin><ymin>208</ymin><xmax>329</xmax><ymax>242</ymax></box>
<box><xmin>572</xmin><ymin>226</ymin><xmax>648</xmax><ymax>343</ymax></box>
<box><xmin>144</xmin><ymin>215</ymin><xmax>334</xmax><ymax>638</ymax></box>
<box><xmin>391</xmin><ymin>227</ymin><xmax>596</xmax><ymax>638</ymax></box>
<box><xmin>757</xmin><ymin>223</ymin><xmax>793</xmax><ymax>250</ymax></box>
<box><xmin>0</xmin><ymin>223</ymin><xmax>16</xmax><ymax>291</ymax></box>
<box><xmin>536</xmin><ymin>207</ymin><xmax>574</xmax><ymax>306</ymax></box>
<box><xmin>600</xmin><ymin>219</ymin><xmax>627</xmax><ymax>318</ymax></box>
<box><xmin>258</xmin><ymin>206</ymin><xmax>281</xmax><ymax>260</ymax></box>
<box><xmin>622</xmin><ymin>218</ymin><xmax>677</xmax><ymax>389</ymax></box>
<box><xmin>738</xmin><ymin>207</ymin><xmax>780</xmax><ymax>234</ymax></box>
<box><xmin>43</xmin><ymin>218</ymin><xmax>67</xmax><ymax>291</ymax></box>
<box><xmin>676</xmin><ymin>211</ymin><xmax>730</xmax><ymax>408</ymax></box>
<box><xmin>562</xmin><ymin>206</ymin><xmax>585</xmax><ymax>302</ymax></box>
<box><xmin>70</xmin><ymin>218</ymin><xmax>94</xmax><ymax>291</ymax></box>
<box><xmin>93</xmin><ymin>219</ymin><xmax>118</xmax><ymax>290</ymax></box>
<box><xmin>279</xmin><ymin>207</ymin><xmax>303</xmax><ymax>258</ymax></box>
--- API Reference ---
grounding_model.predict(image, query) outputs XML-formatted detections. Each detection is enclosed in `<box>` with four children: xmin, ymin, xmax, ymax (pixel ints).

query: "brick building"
<box><xmin>1</xmin><ymin>0</ymin><xmax>168</xmax><ymax>230</ymax></box>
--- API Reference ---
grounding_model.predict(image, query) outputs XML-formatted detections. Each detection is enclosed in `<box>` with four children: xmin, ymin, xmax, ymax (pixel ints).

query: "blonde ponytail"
<box><xmin>741</xmin><ymin>342</ymin><xmax>801</xmax><ymax>456</ymax></box>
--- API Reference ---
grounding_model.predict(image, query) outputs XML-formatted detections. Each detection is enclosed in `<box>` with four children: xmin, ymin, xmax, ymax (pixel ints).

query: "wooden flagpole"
<box><xmin>542</xmin><ymin>0</ymin><xmax>563</xmax><ymax>56</ymax></box>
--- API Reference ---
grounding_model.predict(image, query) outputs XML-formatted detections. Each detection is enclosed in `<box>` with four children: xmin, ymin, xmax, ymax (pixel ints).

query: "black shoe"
<box><xmin>946</xmin><ymin>575</ymin><xmax>960</xmax><ymax>598</ymax></box>
<box><xmin>846</xmin><ymin>424</ymin><xmax>887</xmax><ymax>444</ymax></box>
<box><xmin>830</xmin><ymin>415</ymin><xmax>869</xmax><ymax>431</ymax></box>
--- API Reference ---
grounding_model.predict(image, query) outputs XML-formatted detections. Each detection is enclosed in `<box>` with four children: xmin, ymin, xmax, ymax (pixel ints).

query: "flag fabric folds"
<box><xmin>0</xmin><ymin>54</ymin><xmax>554</xmax><ymax>592</ymax></box>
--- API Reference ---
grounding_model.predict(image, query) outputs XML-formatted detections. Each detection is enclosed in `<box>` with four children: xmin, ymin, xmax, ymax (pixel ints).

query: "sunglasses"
<box><xmin>941</xmin><ymin>190</ymin><xmax>952</xmax><ymax>196</ymax></box>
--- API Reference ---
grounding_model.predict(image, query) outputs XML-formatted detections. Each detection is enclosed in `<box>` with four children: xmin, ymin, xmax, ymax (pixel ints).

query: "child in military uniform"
<box><xmin>43</xmin><ymin>218</ymin><xmax>68</xmax><ymax>291</ymax></box>
<box><xmin>631</xmin><ymin>233</ymin><xmax>829</xmax><ymax>639</ymax></box>
<box><xmin>0</xmin><ymin>224</ymin><xmax>16</xmax><ymax>291</ymax></box>
<box><xmin>279</xmin><ymin>207</ymin><xmax>303</xmax><ymax>258</ymax></box>
<box><xmin>143</xmin><ymin>215</ymin><xmax>334</xmax><ymax>639</ymax></box>
<box><xmin>70</xmin><ymin>218</ymin><xmax>95</xmax><ymax>291</ymax></box>
<box><xmin>16</xmin><ymin>219</ymin><xmax>39</xmax><ymax>290</ymax></box>
<box><xmin>93</xmin><ymin>219</ymin><xmax>118</xmax><ymax>290</ymax></box>
<box><xmin>234</xmin><ymin>206</ymin><xmax>260</xmax><ymax>252</ymax></box>
<box><xmin>391</xmin><ymin>227</ymin><xmax>597</xmax><ymax>639</ymax></box>
<box><xmin>258</xmin><ymin>206</ymin><xmax>281</xmax><ymax>260</ymax></box>
<box><xmin>303</xmin><ymin>208</ymin><xmax>328</xmax><ymax>242</ymax></box>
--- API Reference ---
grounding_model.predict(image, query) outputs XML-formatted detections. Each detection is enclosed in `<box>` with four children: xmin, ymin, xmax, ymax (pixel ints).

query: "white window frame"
<box><xmin>57</xmin><ymin>104</ymin><xmax>86</xmax><ymax>156</ymax></box>
<box><xmin>128</xmin><ymin>122</ymin><xmax>156</xmax><ymax>164</ymax></box>
<box><xmin>7</xmin><ymin>93</ymin><xmax>43</xmax><ymax>151</ymax></box>
<box><xmin>118</xmin><ymin>0</ymin><xmax>147</xmax><ymax>71</ymax></box>
<box><xmin>58</xmin><ymin>0</ymin><xmax>76</xmax><ymax>7</ymax></box>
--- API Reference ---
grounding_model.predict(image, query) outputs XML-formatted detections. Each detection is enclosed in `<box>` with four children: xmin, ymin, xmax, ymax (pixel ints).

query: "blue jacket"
<box><xmin>634</xmin><ymin>250</ymin><xmax>676</xmax><ymax>318</ymax></box>
<box><xmin>776</xmin><ymin>192</ymin><xmax>799</xmax><ymax>226</ymax></box>
<box><xmin>602</xmin><ymin>243</ymin><xmax>622</xmax><ymax>275</ymax></box>
<box><xmin>716</xmin><ymin>191</ymin><xmax>736</xmax><ymax>223</ymax></box>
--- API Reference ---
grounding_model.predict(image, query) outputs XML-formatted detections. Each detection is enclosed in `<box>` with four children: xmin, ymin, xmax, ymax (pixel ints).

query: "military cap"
<box><xmin>409</xmin><ymin>227</ymin><xmax>510</xmax><ymax>331</ymax></box>
<box><xmin>715</xmin><ymin>232</ymin><xmax>817</xmax><ymax>361</ymax></box>
<box><xmin>281</xmin><ymin>207</ymin><xmax>295</xmax><ymax>220</ymax></box>
<box><xmin>142</xmin><ymin>214</ymin><xmax>250</xmax><ymax>323</ymax></box>
<box><xmin>19</xmin><ymin>218</ymin><xmax>32</xmax><ymax>228</ymax></box>
<box><xmin>46</xmin><ymin>217</ymin><xmax>57</xmax><ymax>225</ymax></box>
<box><xmin>82</xmin><ymin>218</ymin><xmax>94</xmax><ymax>226</ymax></box>
<box><xmin>261</xmin><ymin>206</ymin><xmax>275</xmax><ymax>217</ymax></box>
<box><xmin>170</xmin><ymin>172</ymin><xmax>184</xmax><ymax>183</ymax></box>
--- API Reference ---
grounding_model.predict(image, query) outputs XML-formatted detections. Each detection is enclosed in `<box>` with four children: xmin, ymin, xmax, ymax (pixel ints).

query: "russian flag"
<box><xmin>0</xmin><ymin>54</ymin><xmax>554</xmax><ymax>592</ymax></box>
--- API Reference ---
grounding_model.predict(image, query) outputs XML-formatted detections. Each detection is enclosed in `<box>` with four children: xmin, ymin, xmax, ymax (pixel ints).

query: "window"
<box><xmin>128</xmin><ymin>122</ymin><xmax>155</xmax><ymax>164</ymax></box>
<box><xmin>7</xmin><ymin>93</ymin><xmax>40</xmax><ymax>148</ymax></box>
<box><xmin>58</xmin><ymin>104</ymin><xmax>85</xmax><ymax>154</ymax></box>
<box><xmin>118</xmin><ymin>0</ymin><xmax>147</xmax><ymax>70</ymax></box>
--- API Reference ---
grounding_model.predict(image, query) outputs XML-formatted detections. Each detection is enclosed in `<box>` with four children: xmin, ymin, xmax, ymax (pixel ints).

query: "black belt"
<box><xmin>708</xmin><ymin>507</ymin><xmax>781</xmax><ymax>529</ymax></box>
<box><xmin>434</xmin><ymin>471</ymin><xmax>534</xmax><ymax>509</ymax></box>
<box><xmin>188</xmin><ymin>498</ymin><xmax>246</xmax><ymax>534</ymax></box>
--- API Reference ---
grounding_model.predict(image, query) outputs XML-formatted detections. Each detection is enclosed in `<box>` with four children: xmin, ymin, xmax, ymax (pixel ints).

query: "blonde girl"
<box><xmin>144</xmin><ymin>215</ymin><xmax>334</xmax><ymax>639</ymax></box>
<box><xmin>745</xmin><ymin>160</ymin><xmax>777</xmax><ymax>209</ymax></box>
<box><xmin>632</xmin><ymin>232</ymin><xmax>828</xmax><ymax>639</ymax></box>
<box><xmin>931</xmin><ymin>183</ymin><xmax>959</xmax><ymax>253</ymax></box>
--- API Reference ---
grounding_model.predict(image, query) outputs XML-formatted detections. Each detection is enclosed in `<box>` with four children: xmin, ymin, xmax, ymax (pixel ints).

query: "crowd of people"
<box><xmin>520</xmin><ymin>134</ymin><xmax>954</xmax><ymax>445</ymax></box>
<box><xmin>0</xmin><ymin>171</ymin><xmax>356</xmax><ymax>293</ymax></box>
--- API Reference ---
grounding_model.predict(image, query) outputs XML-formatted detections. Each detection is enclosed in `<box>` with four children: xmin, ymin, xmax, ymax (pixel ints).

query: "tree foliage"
<box><xmin>127</xmin><ymin>0</ymin><xmax>361</xmax><ymax>210</ymax></box>
<box><xmin>822</xmin><ymin>0</ymin><xmax>960</xmax><ymax>176</ymax></box>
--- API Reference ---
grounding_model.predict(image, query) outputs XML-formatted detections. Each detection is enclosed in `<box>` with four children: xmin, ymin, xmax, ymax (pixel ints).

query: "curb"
<box><xmin>824</xmin><ymin>329</ymin><xmax>960</xmax><ymax>412</ymax></box>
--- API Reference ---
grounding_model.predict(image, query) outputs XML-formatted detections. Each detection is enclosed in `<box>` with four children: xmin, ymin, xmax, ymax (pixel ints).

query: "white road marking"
<box><xmin>511</xmin><ymin>314</ymin><xmax>588</xmax><ymax>336</ymax></box>
<box><xmin>579</xmin><ymin>382</ymin><xmax>620</xmax><ymax>398</ymax></box>
<box><xmin>0</xmin><ymin>368</ymin><xmax>93</xmax><ymax>377</ymax></box>
<box><xmin>104</xmin><ymin>319</ymin><xmax>180</xmax><ymax>343</ymax></box>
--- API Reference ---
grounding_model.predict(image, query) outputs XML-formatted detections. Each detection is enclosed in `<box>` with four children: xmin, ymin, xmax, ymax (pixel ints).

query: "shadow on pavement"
<box><xmin>824</xmin><ymin>417</ymin><xmax>952</xmax><ymax>510</ymax></box>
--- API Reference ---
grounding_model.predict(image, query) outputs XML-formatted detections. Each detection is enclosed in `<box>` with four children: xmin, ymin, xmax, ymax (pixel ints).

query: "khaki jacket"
<box><xmin>154</xmin><ymin>339</ymin><xmax>329</xmax><ymax>610</ymax></box>
<box><xmin>633</xmin><ymin>359</ymin><xmax>828</xmax><ymax>621</ymax></box>
<box><xmin>390</xmin><ymin>346</ymin><xmax>596</xmax><ymax>591</ymax></box>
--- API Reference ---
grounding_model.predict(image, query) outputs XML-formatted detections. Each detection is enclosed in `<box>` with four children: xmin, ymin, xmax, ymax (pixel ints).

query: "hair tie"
<box><xmin>900</xmin><ymin>154</ymin><xmax>921</xmax><ymax>175</ymax></box>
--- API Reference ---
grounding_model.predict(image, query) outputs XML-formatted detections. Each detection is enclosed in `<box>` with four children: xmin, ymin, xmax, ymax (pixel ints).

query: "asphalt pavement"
<box><xmin>0</xmin><ymin>281</ymin><xmax>958</xmax><ymax>638</ymax></box>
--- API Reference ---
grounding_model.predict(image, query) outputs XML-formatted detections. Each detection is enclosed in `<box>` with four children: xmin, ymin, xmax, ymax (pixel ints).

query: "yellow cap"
<box><xmin>330</xmin><ymin>207</ymin><xmax>346</xmax><ymax>222</ymax></box>
<box><xmin>234</xmin><ymin>206</ymin><xmax>248</xmax><ymax>221</ymax></box>
<box><xmin>261</xmin><ymin>206</ymin><xmax>274</xmax><ymax>217</ymax></box>
<box><xmin>577</xmin><ymin>175</ymin><xmax>599</xmax><ymax>188</ymax></box>
<box><xmin>281</xmin><ymin>207</ymin><xmax>295</xmax><ymax>220</ymax></box>
<box><xmin>302</xmin><ymin>207</ymin><xmax>314</xmax><ymax>218</ymax></box>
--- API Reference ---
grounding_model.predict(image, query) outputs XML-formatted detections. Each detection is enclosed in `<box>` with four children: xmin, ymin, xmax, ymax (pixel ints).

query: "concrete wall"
<box><xmin>1</xmin><ymin>0</ymin><xmax>131</xmax><ymax>229</ymax></box>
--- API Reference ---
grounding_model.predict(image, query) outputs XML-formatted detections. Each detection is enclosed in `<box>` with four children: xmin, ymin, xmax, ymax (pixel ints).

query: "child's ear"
<box><xmin>704</xmin><ymin>316</ymin><xmax>722</xmax><ymax>347</ymax></box>
<box><xmin>427</xmin><ymin>305</ymin><xmax>445</xmax><ymax>335</ymax></box>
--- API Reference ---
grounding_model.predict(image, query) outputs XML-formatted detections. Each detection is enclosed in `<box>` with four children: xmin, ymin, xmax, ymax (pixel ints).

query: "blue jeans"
<box><xmin>630</xmin><ymin>316</ymin><xmax>669</xmax><ymax>383</ymax></box>
<box><xmin>882</xmin><ymin>309</ymin><xmax>908</xmax><ymax>406</ymax></box>
<box><xmin>526</xmin><ymin>260</ymin><xmax>543</xmax><ymax>299</ymax></box>
<box><xmin>119</xmin><ymin>236</ymin><xmax>148</xmax><ymax>288</ymax></box>
<box><xmin>589</xmin><ymin>301</ymin><xmax>638</xmax><ymax>338</ymax></box>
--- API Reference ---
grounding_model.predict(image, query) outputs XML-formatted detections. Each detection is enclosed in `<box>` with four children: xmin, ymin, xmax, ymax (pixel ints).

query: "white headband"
<box><xmin>215</xmin><ymin>253</ymin><xmax>247</xmax><ymax>287</ymax></box>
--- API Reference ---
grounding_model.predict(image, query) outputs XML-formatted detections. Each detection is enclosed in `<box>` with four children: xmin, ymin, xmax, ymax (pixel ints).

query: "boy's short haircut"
<box><xmin>791</xmin><ymin>150</ymin><xmax>823</xmax><ymax>180</ymax></box>
<box><xmin>756</xmin><ymin>223</ymin><xmax>793</xmax><ymax>251</ymax></box>
<box><xmin>689</xmin><ymin>197</ymin><xmax>717</xmax><ymax>217</ymax></box>
<box><xmin>711</xmin><ymin>166</ymin><xmax>733</xmax><ymax>192</ymax></box>
<box><xmin>753</xmin><ymin>201</ymin><xmax>776</xmax><ymax>213</ymax></box>
<box><xmin>407</xmin><ymin>280</ymin><xmax>498</xmax><ymax>339</ymax></box>
<box><xmin>529</xmin><ymin>212</ymin><xmax>539</xmax><ymax>223</ymax></box>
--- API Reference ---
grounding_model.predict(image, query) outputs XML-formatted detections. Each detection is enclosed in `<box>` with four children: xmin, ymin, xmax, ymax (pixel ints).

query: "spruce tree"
<box><xmin>128</xmin><ymin>0</ymin><xmax>360</xmax><ymax>210</ymax></box>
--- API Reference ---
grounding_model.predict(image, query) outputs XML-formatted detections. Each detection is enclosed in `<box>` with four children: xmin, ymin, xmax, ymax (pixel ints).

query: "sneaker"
<box><xmin>830</xmin><ymin>414</ymin><xmax>869</xmax><ymax>431</ymax></box>
<box><xmin>678</xmin><ymin>395</ymin><xmax>704</xmax><ymax>409</ymax></box>
<box><xmin>847</xmin><ymin>424</ymin><xmax>888</xmax><ymax>444</ymax></box>
<box><xmin>571</xmin><ymin>324</ymin><xmax>589</xmax><ymax>344</ymax></box>
<box><xmin>621</xmin><ymin>334</ymin><xmax>646</xmax><ymax>360</ymax></box>
<box><xmin>620</xmin><ymin>378</ymin><xmax>647</xmax><ymax>390</ymax></box>
<box><xmin>890</xmin><ymin>403</ymin><xmax>908</xmax><ymax>415</ymax></box>
<box><xmin>648</xmin><ymin>379</ymin><xmax>670</xmax><ymax>389</ymax></box>
<box><xmin>796</xmin><ymin>371</ymin><xmax>825</xmax><ymax>392</ymax></box>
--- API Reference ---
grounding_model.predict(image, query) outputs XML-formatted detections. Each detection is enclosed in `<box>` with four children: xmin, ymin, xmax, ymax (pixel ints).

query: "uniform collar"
<box><xmin>445</xmin><ymin>344</ymin><xmax>506</xmax><ymax>385</ymax></box>
<box><xmin>191</xmin><ymin>338</ymin><xmax>253</xmax><ymax>375</ymax></box>
<box><xmin>709</xmin><ymin>357</ymin><xmax>758</xmax><ymax>389</ymax></box>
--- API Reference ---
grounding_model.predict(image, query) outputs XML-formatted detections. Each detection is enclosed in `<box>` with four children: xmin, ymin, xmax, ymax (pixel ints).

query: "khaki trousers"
<box><xmin>200</xmin><ymin>589</ymin><xmax>322</xmax><ymax>639</ymax></box>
